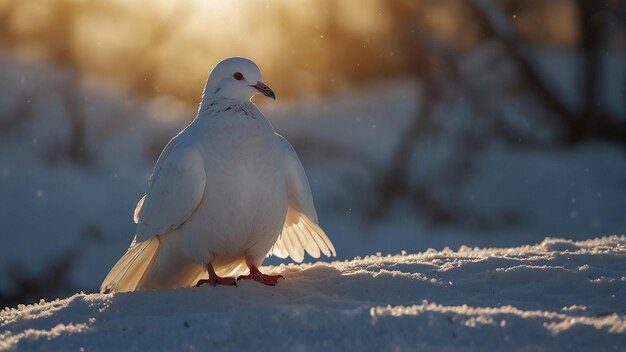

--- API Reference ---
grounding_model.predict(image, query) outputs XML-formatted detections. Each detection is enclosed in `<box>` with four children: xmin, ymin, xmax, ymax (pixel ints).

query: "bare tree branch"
<box><xmin>468</xmin><ymin>0</ymin><xmax>577</xmax><ymax>126</ymax></box>
<box><xmin>468</xmin><ymin>0</ymin><xmax>626</xmax><ymax>147</ymax></box>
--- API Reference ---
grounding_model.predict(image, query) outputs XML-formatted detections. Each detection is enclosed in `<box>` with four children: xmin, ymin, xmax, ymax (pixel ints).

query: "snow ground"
<box><xmin>1</xmin><ymin>236</ymin><xmax>625</xmax><ymax>351</ymax></box>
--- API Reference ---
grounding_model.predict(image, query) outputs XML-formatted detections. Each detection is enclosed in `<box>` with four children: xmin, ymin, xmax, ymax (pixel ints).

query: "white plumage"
<box><xmin>101</xmin><ymin>57</ymin><xmax>335</xmax><ymax>292</ymax></box>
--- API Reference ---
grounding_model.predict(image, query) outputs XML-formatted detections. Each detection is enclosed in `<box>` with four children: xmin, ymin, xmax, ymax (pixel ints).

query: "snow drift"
<box><xmin>1</xmin><ymin>236</ymin><xmax>624</xmax><ymax>351</ymax></box>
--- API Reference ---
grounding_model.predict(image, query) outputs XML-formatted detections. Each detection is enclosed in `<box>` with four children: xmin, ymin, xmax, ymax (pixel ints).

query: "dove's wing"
<box><xmin>270</xmin><ymin>134</ymin><xmax>336</xmax><ymax>263</ymax></box>
<box><xmin>134</xmin><ymin>135</ymin><xmax>206</xmax><ymax>242</ymax></box>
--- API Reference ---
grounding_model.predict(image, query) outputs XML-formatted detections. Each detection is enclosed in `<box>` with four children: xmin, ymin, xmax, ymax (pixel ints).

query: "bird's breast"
<box><xmin>179</xmin><ymin>114</ymin><xmax>288</xmax><ymax>263</ymax></box>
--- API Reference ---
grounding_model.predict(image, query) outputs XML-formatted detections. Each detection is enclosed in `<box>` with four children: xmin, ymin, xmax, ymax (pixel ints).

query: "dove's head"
<box><xmin>205</xmin><ymin>57</ymin><xmax>275</xmax><ymax>102</ymax></box>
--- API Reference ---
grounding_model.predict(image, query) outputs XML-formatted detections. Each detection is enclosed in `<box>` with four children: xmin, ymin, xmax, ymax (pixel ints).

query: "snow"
<box><xmin>1</xmin><ymin>236</ymin><xmax>625</xmax><ymax>351</ymax></box>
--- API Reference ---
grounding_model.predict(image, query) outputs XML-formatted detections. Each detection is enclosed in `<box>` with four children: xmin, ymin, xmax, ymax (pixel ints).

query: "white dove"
<box><xmin>101</xmin><ymin>57</ymin><xmax>335</xmax><ymax>292</ymax></box>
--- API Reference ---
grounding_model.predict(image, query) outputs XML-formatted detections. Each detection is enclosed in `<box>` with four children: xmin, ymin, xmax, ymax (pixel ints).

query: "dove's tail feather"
<box><xmin>100</xmin><ymin>231</ymin><xmax>247</xmax><ymax>293</ymax></box>
<box><xmin>100</xmin><ymin>236</ymin><xmax>161</xmax><ymax>293</ymax></box>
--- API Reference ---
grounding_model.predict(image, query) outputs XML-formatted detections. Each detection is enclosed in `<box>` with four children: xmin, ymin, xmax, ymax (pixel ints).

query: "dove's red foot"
<box><xmin>237</xmin><ymin>263</ymin><xmax>284</xmax><ymax>286</ymax></box>
<box><xmin>196</xmin><ymin>263</ymin><xmax>237</xmax><ymax>287</ymax></box>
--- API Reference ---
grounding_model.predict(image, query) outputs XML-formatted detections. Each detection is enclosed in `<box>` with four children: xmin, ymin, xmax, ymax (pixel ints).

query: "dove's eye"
<box><xmin>233</xmin><ymin>72</ymin><xmax>244</xmax><ymax>80</ymax></box>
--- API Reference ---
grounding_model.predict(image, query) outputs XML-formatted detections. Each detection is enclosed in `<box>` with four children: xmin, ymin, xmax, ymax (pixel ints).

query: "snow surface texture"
<box><xmin>1</xmin><ymin>236</ymin><xmax>625</xmax><ymax>351</ymax></box>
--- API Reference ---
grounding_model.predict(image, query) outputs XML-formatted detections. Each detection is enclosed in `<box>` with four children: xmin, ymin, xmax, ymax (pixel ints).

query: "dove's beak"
<box><xmin>252</xmin><ymin>82</ymin><xmax>276</xmax><ymax>100</ymax></box>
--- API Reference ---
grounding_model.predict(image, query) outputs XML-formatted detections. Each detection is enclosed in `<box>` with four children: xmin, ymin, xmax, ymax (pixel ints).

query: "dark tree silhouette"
<box><xmin>469</xmin><ymin>0</ymin><xmax>626</xmax><ymax>147</ymax></box>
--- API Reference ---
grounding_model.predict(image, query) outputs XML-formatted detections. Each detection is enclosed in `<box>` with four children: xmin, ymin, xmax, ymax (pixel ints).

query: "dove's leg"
<box><xmin>196</xmin><ymin>263</ymin><xmax>237</xmax><ymax>287</ymax></box>
<box><xmin>237</xmin><ymin>260</ymin><xmax>284</xmax><ymax>286</ymax></box>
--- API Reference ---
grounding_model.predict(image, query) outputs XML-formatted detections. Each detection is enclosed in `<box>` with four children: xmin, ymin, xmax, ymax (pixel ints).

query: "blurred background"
<box><xmin>1</xmin><ymin>0</ymin><xmax>625</xmax><ymax>307</ymax></box>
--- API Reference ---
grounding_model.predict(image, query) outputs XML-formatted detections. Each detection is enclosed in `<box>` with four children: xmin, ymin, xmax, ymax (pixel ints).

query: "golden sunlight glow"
<box><xmin>1</xmin><ymin>0</ymin><xmax>582</xmax><ymax>102</ymax></box>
